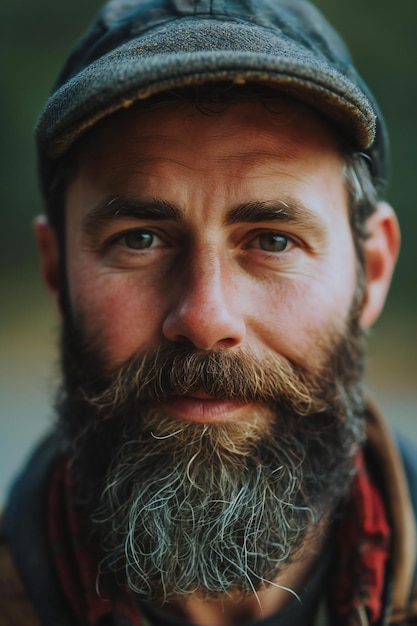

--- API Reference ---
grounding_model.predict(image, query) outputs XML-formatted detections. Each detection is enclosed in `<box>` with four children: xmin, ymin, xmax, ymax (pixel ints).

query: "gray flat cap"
<box><xmin>36</xmin><ymin>0</ymin><xmax>388</xmax><ymax>193</ymax></box>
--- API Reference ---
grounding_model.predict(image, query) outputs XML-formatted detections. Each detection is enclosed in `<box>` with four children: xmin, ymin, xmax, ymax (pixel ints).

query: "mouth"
<box><xmin>157</xmin><ymin>392</ymin><xmax>257</xmax><ymax>424</ymax></box>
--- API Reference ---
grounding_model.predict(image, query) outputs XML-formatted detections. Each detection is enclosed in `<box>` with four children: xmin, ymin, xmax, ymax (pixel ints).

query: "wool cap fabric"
<box><xmin>36</xmin><ymin>0</ymin><xmax>388</xmax><ymax>193</ymax></box>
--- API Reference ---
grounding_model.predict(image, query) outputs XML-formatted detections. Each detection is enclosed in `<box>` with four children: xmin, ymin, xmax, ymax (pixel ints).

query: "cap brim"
<box><xmin>37</xmin><ymin>18</ymin><xmax>376</xmax><ymax>159</ymax></box>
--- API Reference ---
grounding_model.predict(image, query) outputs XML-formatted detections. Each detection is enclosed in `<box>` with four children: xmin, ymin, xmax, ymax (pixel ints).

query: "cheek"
<box><xmin>67</xmin><ymin>265</ymin><xmax>166</xmax><ymax>365</ymax></box>
<box><xmin>250</xmin><ymin>259</ymin><xmax>357</xmax><ymax>368</ymax></box>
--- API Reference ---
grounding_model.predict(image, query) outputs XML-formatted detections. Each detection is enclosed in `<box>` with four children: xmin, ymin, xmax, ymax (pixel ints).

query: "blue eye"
<box><xmin>257</xmin><ymin>233</ymin><xmax>289</xmax><ymax>252</ymax></box>
<box><xmin>123</xmin><ymin>230</ymin><xmax>155</xmax><ymax>249</ymax></box>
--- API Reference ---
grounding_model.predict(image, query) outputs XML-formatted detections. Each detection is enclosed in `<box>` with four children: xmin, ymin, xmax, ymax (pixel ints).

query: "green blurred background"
<box><xmin>1</xmin><ymin>0</ymin><xmax>416</xmax><ymax>504</ymax></box>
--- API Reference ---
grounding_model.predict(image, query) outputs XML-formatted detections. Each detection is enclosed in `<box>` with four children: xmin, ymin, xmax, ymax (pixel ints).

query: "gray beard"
<box><xmin>58</xmin><ymin>317</ymin><xmax>366</xmax><ymax>603</ymax></box>
<box><xmin>72</xmin><ymin>405</ymin><xmax>363</xmax><ymax>603</ymax></box>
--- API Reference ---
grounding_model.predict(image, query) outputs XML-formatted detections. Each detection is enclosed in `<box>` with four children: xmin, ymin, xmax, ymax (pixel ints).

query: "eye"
<box><xmin>253</xmin><ymin>233</ymin><xmax>291</xmax><ymax>252</ymax></box>
<box><xmin>120</xmin><ymin>230</ymin><xmax>158</xmax><ymax>250</ymax></box>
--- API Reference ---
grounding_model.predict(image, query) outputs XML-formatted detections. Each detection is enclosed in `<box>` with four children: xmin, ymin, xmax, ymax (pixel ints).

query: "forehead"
<box><xmin>75</xmin><ymin>96</ymin><xmax>343</xmax><ymax>170</ymax></box>
<box><xmin>67</xmin><ymin>97</ymin><xmax>347</xmax><ymax>224</ymax></box>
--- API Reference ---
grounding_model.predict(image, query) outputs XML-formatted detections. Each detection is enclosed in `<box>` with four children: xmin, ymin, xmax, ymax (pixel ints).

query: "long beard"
<box><xmin>56</xmin><ymin>309</ymin><xmax>366</xmax><ymax>603</ymax></box>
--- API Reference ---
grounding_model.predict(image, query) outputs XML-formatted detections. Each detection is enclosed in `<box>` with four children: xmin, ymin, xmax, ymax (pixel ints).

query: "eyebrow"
<box><xmin>81</xmin><ymin>195</ymin><xmax>325</xmax><ymax>239</ymax></box>
<box><xmin>225</xmin><ymin>199</ymin><xmax>323</xmax><ymax>233</ymax></box>
<box><xmin>82</xmin><ymin>197</ymin><xmax>182</xmax><ymax>237</ymax></box>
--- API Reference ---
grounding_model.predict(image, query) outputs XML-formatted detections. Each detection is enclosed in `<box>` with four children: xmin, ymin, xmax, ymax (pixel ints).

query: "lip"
<box><xmin>158</xmin><ymin>394</ymin><xmax>255</xmax><ymax>423</ymax></box>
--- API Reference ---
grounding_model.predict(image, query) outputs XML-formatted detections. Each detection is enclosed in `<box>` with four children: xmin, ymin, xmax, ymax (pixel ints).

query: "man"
<box><xmin>1</xmin><ymin>0</ymin><xmax>416</xmax><ymax>624</ymax></box>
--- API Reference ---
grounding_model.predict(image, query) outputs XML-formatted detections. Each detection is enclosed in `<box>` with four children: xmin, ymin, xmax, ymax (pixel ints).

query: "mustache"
<box><xmin>82</xmin><ymin>345</ymin><xmax>324</xmax><ymax>417</ymax></box>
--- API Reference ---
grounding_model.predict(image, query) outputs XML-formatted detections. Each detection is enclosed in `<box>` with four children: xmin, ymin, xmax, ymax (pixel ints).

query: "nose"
<box><xmin>162</xmin><ymin>249</ymin><xmax>246</xmax><ymax>350</ymax></box>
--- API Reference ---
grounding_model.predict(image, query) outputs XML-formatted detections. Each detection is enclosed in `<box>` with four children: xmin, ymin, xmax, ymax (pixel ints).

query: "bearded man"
<box><xmin>2</xmin><ymin>1</ymin><xmax>417</xmax><ymax>625</ymax></box>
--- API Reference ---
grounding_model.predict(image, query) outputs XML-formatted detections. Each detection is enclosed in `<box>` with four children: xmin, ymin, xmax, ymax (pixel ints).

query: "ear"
<box><xmin>33</xmin><ymin>215</ymin><xmax>62</xmax><ymax>315</ymax></box>
<box><xmin>359</xmin><ymin>202</ymin><xmax>400</xmax><ymax>329</ymax></box>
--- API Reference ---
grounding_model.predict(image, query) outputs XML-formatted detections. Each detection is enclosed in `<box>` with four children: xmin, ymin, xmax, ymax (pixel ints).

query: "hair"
<box><xmin>40</xmin><ymin>84</ymin><xmax>380</xmax><ymax>274</ymax></box>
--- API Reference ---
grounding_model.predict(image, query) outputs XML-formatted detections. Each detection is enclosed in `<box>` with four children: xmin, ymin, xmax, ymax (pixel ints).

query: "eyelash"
<box><xmin>121</xmin><ymin>229</ymin><xmax>159</xmax><ymax>250</ymax></box>
<box><xmin>247</xmin><ymin>232</ymin><xmax>295</xmax><ymax>253</ymax></box>
<box><xmin>107</xmin><ymin>228</ymin><xmax>163</xmax><ymax>252</ymax></box>
<box><xmin>105</xmin><ymin>227</ymin><xmax>298</xmax><ymax>258</ymax></box>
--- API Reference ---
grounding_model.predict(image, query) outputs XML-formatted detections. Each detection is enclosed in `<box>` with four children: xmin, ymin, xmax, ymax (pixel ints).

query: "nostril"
<box><xmin>161</xmin><ymin>300</ymin><xmax>245</xmax><ymax>349</ymax></box>
<box><xmin>219</xmin><ymin>336</ymin><xmax>243</xmax><ymax>349</ymax></box>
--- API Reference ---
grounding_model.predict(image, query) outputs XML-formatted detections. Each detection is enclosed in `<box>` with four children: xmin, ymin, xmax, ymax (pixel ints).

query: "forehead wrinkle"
<box><xmin>215</xmin><ymin>150</ymin><xmax>299</xmax><ymax>168</ymax></box>
<box><xmin>84</xmin><ymin>156</ymin><xmax>210</xmax><ymax>189</ymax></box>
<box><xmin>79</xmin><ymin>128</ymin><xmax>187</xmax><ymax>170</ymax></box>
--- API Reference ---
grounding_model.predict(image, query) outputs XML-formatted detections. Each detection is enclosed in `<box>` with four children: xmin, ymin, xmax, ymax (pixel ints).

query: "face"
<box><xmin>64</xmin><ymin>98</ymin><xmax>357</xmax><ymax>424</ymax></box>
<box><xmin>48</xmin><ymin>98</ymin><xmax>375</xmax><ymax>602</ymax></box>
<box><xmin>36</xmin><ymin>96</ymin><xmax>399</xmax><ymax>603</ymax></box>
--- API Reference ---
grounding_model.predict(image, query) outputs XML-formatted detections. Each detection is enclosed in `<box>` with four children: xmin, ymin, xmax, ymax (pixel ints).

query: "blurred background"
<box><xmin>1</xmin><ymin>0</ymin><xmax>416</xmax><ymax>505</ymax></box>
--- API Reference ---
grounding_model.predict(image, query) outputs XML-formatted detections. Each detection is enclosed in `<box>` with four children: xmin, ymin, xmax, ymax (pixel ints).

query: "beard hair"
<box><xmin>56</xmin><ymin>303</ymin><xmax>367</xmax><ymax>603</ymax></box>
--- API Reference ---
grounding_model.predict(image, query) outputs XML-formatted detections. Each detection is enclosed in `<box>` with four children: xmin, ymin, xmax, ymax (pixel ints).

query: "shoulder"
<box><xmin>2</xmin><ymin>433</ymin><xmax>74</xmax><ymax>626</ymax></box>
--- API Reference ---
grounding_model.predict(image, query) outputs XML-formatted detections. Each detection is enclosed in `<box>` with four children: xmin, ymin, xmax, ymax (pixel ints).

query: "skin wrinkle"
<box><xmin>76</xmin><ymin>101</ymin><xmax>342</xmax><ymax>184</ymax></box>
<box><xmin>44</xmin><ymin>90</ymin><xmax>375</xmax><ymax>262</ymax></box>
<box><xmin>80</xmin><ymin>196</ymin><xmax>328</xmax><ymax>252</ymax></box>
